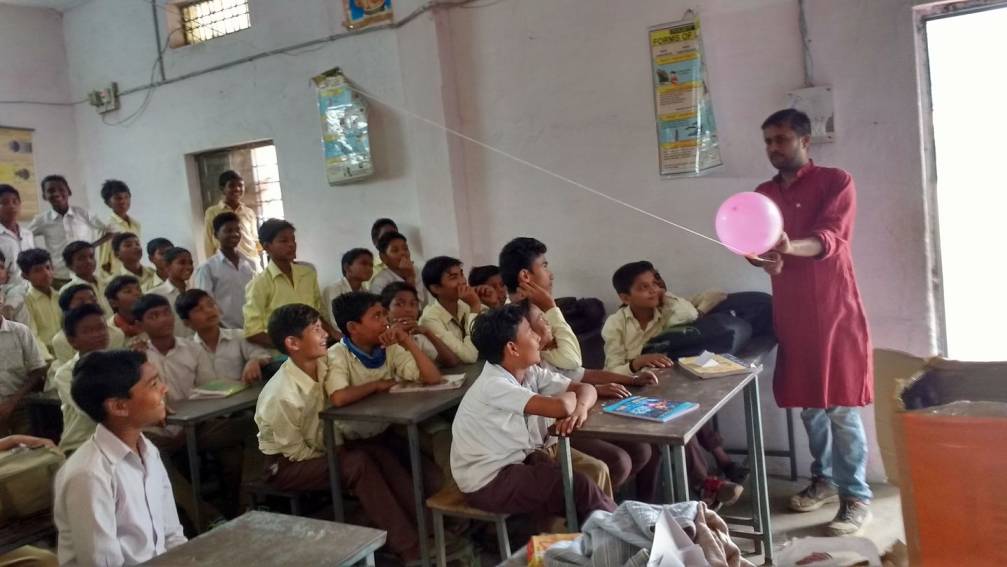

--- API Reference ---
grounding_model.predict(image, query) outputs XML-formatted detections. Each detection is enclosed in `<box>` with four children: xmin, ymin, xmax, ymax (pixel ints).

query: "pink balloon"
<box><xmin>715</xmin><ymin>192</ymin><xmax>783</xmax><ymax>256</ymax></box>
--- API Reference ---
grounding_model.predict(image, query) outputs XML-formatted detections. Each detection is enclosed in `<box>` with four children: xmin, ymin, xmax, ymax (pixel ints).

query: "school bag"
<box><xmin>0</xmin><ymin>446</ymin><xmax>65</xmax><ymax>522</ymax></box>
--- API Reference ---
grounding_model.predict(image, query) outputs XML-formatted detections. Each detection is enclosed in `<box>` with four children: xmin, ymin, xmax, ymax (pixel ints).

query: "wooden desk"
<box><xmin>318</xmin><ymin>363</ymin><xmax>483</xmax><ymax>567</ymax></box>
<box><xmin>0</xmin><ymin>511</ymin><xmax>55</xmax><ymax>556</ymax></box>
<box><xmin>557</xmin><ymin>338</ymin><xmax>776</xmax><ymax>562</ymax></box>
<box><xmin>141</xmin><ymin>510</ymin><xmax>386</xmax><ymax>566</ymax></box>
<box><xmin>165</xmin><ymin>385</ymin><xmax>262</xmax><ymax>532</ymax></box>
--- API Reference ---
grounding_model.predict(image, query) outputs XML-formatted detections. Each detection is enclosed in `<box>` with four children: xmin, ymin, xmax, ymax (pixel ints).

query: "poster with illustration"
<box><xmin>0</xmin><ymin>127</ymin><xmax>39</xmax><ymax>219</ymax></box>
<box><xmin>649</xmin><ymin>18</ymin><xmax>723</xmax><ymax>177</ymax></box>
<box><xmin>313</xmin><ymin>68</ymin><xmax>374</xmax><ymax>185</ymax></box>
<box><xmin>343</xmin><ymin>0</ymin><xmax>392</xmax><ymax>30</ymax></box>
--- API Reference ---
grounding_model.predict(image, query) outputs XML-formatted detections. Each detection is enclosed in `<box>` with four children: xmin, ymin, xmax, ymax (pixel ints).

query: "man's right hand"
<box><xmin>631</xmin><ymin>353</ymin><xmax>674</xmax><ymax>372</ymax></box>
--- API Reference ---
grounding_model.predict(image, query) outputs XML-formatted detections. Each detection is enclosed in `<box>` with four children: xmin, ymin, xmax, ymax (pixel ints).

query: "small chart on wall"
<box><xmin>0</xmin><ymin>126</ymin><xmax>39</xmax><ymax>220</ymax></box>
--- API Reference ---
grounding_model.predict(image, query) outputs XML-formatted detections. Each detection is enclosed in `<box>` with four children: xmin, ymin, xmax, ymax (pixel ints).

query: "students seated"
<box><xmin>48</xmin><ymin>284</ymin><xmax>127</xmax><ymax>373</ymax></box>
<box><xmin>382</xmin><ymin>281</ymin><xmax>461</xmax><ymax>368</ymax></box>
<box><xmin>418</xmin><ymin>256</ymin><xmax>485</xmax><ymax>364</ymax></box>
<box><xmin>62</xmin><ymin>240</ymin><xmax>113</xmax><ymax>316</ymax></box>
<box><xmin>369</xmin><ymin>231</ymin><xmax>428</xmax><ymax>305</ymax></box>
<box><xmin>524</xmin><ymin>300</ymin><xmax>661</xmax><ymax>501</ymax></box>
<box><xmin>110</xmin><ymin>232</ymin><xmax>157</xmax><ymax>291</ymax></box>
<box><xmin>255</xmin><ymin>301</ymin><xmax>440</xmax><ymax>563</ymax></box>
<box><xmin>193</xmin><ymin>212</ymin><xmax>258</xmax><ymax>329</ymax></box>
<box><xmin>148</xmin><ymin>247</ymin><xmax>195</xmax><ymax>338</ymax></box>
<box><xmin>53</xmin><ymin>304</ymin><xmax>109</xmax><ymax>452</ymax></box>
<box><xmin>146</xmin><ymin>237</ymin><xmax>174</xmax><ymax>290</ymax></box>
<box><xmin>97</xmin><ymin>179</ymin><xmax>141</xmax><ymax>275</ymax></box>
<box><xmin>54</xmin><ymin>350</ymin><xmax>187</xmax><ymax>565</ymax></box>
<box><xmin>243</xmin><ymin>218</ymin><xmax>337</xmax><ymax>348</ymax></box>
<box><xmin>0</xmin><ymin>185</ymin><xmax>34</xmax><ymax>286</ymax></box>
<box><xmin>105</xmin><ymin>275</ymin><xmax>146</xmax><ymax>341</ymax></box>
<box><xmin>28</xmin><ymin>175</ymin><xmax>112</xmax><ymax>285</ymax></box>
<box><xmin>16</xmin><ymin>248</ymin><xmax>60</xmax><ymax>353</ymax></box>
<box><xmin>499</xmin><ymin>237</ymin><xmax>582</xmax><ymax>369</ymax></box>
<box><xmin>468</xmin><ymin>265</ymin><xmax>508</xmax><ymax>309</ymax></box>
<box><xmin>322</xmin><ymin>248</ymin><xmax>373</xmax><ymax>332</ymax></box>
<box><xmin>177</xmin><ymin>289</ymin><xmax>271</xmax><ymax>384</ymax></box>
<box><xmin>368</xmin><ymin>217</ymin><xmax>398</xmax><ymax>281</ymax></box>
<box><xmin>0</xmin><ymin>302</ymin><xmax>47</xmax><ymax>435</ymax></box>
<box><xmin>452</xmin><ymin>305</ymin><xmax>615</xmax><ymax>523</ymax></box>
<box><xmin>203</xmin><ymin>170</ymin><xmax>260</xmax><ymax>268</ymax></box>
<box><xmin>601</xmin><ymin>261</ymin><xmax>744</xmax><ymax>507</ymax></box>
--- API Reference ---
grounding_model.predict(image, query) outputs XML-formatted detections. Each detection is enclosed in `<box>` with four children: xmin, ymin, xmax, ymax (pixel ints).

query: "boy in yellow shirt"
<box><xmin>52</xmin><ymin>303</ymin><xmax>109</xmax><ymax>452</ymax></box>
<box><xmin>202</xmin><ymin>171</ymin><xmax>260</xmax><ymax>266</ymax></box>
<box><xmin>382</xmin><ymin>282</ymin><xmax>460</xmax><ymax>368</ymax></box>
<box><xmin>62</xmin><ymin>241</ymin><xmax>113</xmax><ymax>317</ymax></box>
<box><xmin>147</xmin><ymin>247</ymin><xmax>194</xmax><ymax>339</ymax></box>
<box><xmin>17</xmin><ymin>249</ymin><xmax>60</xmax><ymax>353</ymax></box>
<box><xmin>368</xmin><ymin>217</ymin><xmax>398</xmax><ymax>280</ymax></box>
<box><xmin>111</xmin><ymin>233</ymin><xmax>157</xmax><ymax>291</ymax></box>
<box><xmin>146</xmin><ymin>238</ymin><xmax>173</xmax><ymax>289</ymax></box>
<box><xmin>97</xmin><ymin>180</ymin><xmax>141</xmax><ymax>275</ymax></box>
<box><xmin>418</xmin><ymin>256</ymin><xmax>488</xmax><ymax>364</ymax></box>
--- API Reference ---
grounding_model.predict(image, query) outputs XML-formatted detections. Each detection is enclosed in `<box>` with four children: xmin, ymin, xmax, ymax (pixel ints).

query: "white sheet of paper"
<box><xmin>695</xmin><ymin>351</ymin><xmax>718</xmax><ymax>368</ymax></box>
<box><xmin>647</xmin><ymin>510</ymin><xmax>710</xmax><ymax>567</ymax></box>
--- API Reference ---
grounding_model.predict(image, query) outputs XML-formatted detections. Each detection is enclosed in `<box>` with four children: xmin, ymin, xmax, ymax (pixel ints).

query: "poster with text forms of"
<box><xmin>649</xmin><ymin>18</ymin><xmax>723</xmax><ymax>177</ymax></box>
<box><xmin>0</xmin><ymin>127</ymin><xmax>40</xmax><ymax>220</ymax></box>
<box><xmin>313</xmin><ymin>68</ymin><xmax>375</xmax><ymax>185</ymax></box>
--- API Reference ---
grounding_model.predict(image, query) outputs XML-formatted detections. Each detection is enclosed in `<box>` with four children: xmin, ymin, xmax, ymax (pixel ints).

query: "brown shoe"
<box><xmin>701</xmin><ymin>478</ymin><xmax>744</xmax><ymax>510</ymax></box>
<box><xmin>789</xmin><ymin>476</ymin><xmax>839</xmax><ymax>513</ymax></box>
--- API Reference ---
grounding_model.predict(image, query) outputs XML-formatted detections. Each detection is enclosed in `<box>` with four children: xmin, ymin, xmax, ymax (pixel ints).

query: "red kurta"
<box><xmin>755</xmin><ymin>161</ymin><xmax>873</xmax><ymax>408</ymax></box>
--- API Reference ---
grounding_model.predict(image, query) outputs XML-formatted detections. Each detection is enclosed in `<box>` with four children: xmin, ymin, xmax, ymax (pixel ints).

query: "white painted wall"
<box><xmin>0</xmin><ymin>3</ymin><xmax>83</xmax><ymax>216</ymax></box>
<box><xmin>55</xmin><ymin>0</ymin><xmax>934</xmax><ymax>481</ymax></box>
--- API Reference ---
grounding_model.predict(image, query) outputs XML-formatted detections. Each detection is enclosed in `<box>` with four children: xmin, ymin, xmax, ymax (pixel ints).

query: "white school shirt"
<box><xmin>192</xmin><ymin>251</ymin><xmax>257</xmax><ymax>329</ymax></box>
<box><xmin>193</xmin><ymin>328</ymin><xmax>270</xmax><ymax>383</ymax></box>
<box><xmin>0</xmin><ymin>317</ymin><xmax>47</xmax><ymax>401</ymax></box>
<box><xmin>450</xmin><ymin>362</ymin><xmax>571</xmax><ymax>493</ymax></box>
<box><xmin>320</xmin><ymin>277</ymin><xmax>368</xmax><ymax>330</ymax></box>
<box><xmin>145</xmin><ymin>337</ymin><xmax>216</xmax><ymax>404</ymax></box>
<box><xmin>0</xmin><ymin>221</ymin><xmax>33</xmax><ymax>285</ymax></box>
<box><xmin>54</xmin><ymin>424</ymin><xmax>187</xmax><ymax>566</ymax></box>
<box><xmin>148</xmin><ymin>280</ymin><xmax>195</xmax><ymax>339</ymax></box>
<box><xmin>369</xmin><ymin>267</ymin><xmax>429</xmax><ymax>306</ymax></box>
<box><xmin>28</xmin><ymin>206</ymin><xmax>108</xmax><ymax>279</ymax></box>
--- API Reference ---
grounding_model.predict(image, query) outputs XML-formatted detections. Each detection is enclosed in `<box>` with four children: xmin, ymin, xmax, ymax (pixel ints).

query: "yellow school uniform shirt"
<box><xmin>254</xmin><ymin>357</ymin><xmax>328</xmax><ymax>461</ymax></box>
<box><xmin>115</xmin><ymin>262</ymin><xmax>158</xmax><ymax>292</ymax></box>
<box><xmin>539</xmin><ymin>307</ymin><xmax>583</xmax><ymax>371</ymax></box>
<box><xmin>98</xmin><ymin>214</ymin><xmax>141</xmax><ymax>276</ymax></box>
<box><xmin>323</xmin><ymin>341</ymin><xmax>420</xmax><ymax>445</ymax></box>
<box><xmin>418</xmin><ymin>300</ymin><xmax>480</xmax><ymax>364</ymax></box>
<box><xmin>62</xmin><ymin>273</ymin><xmax>113</xmax><ymax>319</ymax></box>
<box><xmin>24</xmin><ymin>285</ymin><xmax>61</xmax><ymax>351</ymax></box>
<box><xmin>243</xmin><ymin>261</ymin><xmax>323</xmax><ymax>338</ymax></box>
<box><xmin>52</xmin><ymin>354</ymin><xmax>95</xmax><ymax>452</ymax></box>
<box><xmin>203</xmin><ymin>201</ymin><xmax>260</xmax><ymax>265</ymax></box>
<box><xmin>600</xmin><ymin>294</ymin><xmax>699</xmax><ymax>375</ymax></box>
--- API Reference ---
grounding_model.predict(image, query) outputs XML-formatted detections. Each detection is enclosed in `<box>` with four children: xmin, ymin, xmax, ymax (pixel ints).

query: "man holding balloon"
<box><xmin>719</xmin><ymin>108</ymin><xmax>873</xmax><ymax>536</ymax></box>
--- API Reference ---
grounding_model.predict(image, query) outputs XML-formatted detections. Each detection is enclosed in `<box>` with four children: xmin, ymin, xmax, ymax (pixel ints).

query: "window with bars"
<box><xmin>180</xmin><ymin>0</ymin><xmax>250</xmax><ymax>45</ymax></box>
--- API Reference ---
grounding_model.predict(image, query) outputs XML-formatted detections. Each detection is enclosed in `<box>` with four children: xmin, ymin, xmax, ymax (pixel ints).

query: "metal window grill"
<box><xmin>180</xmin><ymin>0</ymin><xmax>250</xmax><ymax>45</ymax></box>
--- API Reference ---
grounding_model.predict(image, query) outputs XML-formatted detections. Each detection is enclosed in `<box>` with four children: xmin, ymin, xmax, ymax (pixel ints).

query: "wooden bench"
<box><xmin>426</xmin><ymin>485</ymin><xmax>511</xmax><ymax>567</ymax></box>
<box><xmin>0</xmin><ymin>511</ymin><xmax>56</xmax><ymax>556</ymax></box>
<box><xmin>242</xmin><ymin>481</ymin><xmax>325</xmax><ymax>517</ymax></box>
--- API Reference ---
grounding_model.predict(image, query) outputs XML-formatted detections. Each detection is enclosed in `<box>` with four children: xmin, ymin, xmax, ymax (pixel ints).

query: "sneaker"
<box><xmin>701</xmin><ymin>478</ymin><xmax>744</xmax><ymax>510</ymax></box>
<box><xmin>826</xmin><ymin>499</ymin><xmax>872</xmax><ymax>536</ymax></box>
<box><xmin>789</xmin><ymin>477</ymin><xmax>839</xmax><ymax>512</ymax></box>
<box><xmin>722</xmin><ymin>462</ymin><xmax>750</xmax><ymax>485</ymax></box>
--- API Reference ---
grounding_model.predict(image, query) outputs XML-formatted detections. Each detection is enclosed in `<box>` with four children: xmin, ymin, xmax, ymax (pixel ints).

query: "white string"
<box><xmin>339</xmin><ymin>81</ymin><xmax>741</xmax><ymax>255</ymax></box>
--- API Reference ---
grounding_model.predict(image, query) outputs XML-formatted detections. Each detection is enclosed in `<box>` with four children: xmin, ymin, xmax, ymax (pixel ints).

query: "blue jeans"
<box><xmin>801</xmin><ymin>407</ymin><xmax>872</xmax><ymax>501</ymax></box>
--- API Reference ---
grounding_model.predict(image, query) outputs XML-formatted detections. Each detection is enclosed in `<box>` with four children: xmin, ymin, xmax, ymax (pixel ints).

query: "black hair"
<box><xmin>468</xmin><ymin>265</ymin><xmax>500</xmax><ymax>287</ymax></box>
<box><xmin>421</xmin><ymin>256</ymin><xmax>462</xmax><ymax>296</ymax></box>
<box><xmin>499</xmin><ymin>237</ymin><xmax>547</xmax><ymax>293</ymax></box>
<box><xmin>612</xmin><ymin>261</ymin><xmax>656</xmax><ymax>295</ymax></box>
<box><xmin>0</xmin><ymin>250</ymin><xmax>5</xmax><ymax>265</ymax></box>
<box><xmin>341</xmin><ymin>248</ymin><xmax>373</xmax><ymax>277</ymax></box>
<box><xmin>380</xmin><ymin>281</ymin><xmax>419</xmax><ymax>308</ymax></box>
<box><xmin>111</xmin><ymin>232</ymin><xmax>139</xmax><ymax>255</ymax></box>
<box><xmin>71</xmin><ymin>350</ymin><xmax>148</xmax><ymax>424</ymax></box>
<box><xmin>58</xmin><ymin>284</ymin><xmax>94</xmax><ymax>312</ymax></box>
<box><xmin>761</xmin><ymin>108</ymin><xmax>812</xmax><ymax>138</ymax></box>
<box><xmin>63</xmin><ymin>303</ymin><xmax>106</xmax><ymax>338</ymax></box>
<box><xmin>267</xmin><ymin>303</ymin><xmax>320</xmax><ymax>355</ymax></box>
<box><xmin>163</xmin><ymin>246</ymin><xmax>191</xmax><ymax>265</ymax></box>
<box><xmin>0</xmin><ymin>184</ymin><xmax>20</xmax><ymax>201</ymax></box>
<box><xmin>376</xmin><ymin>231</ymin><xmax>406</xmax><ymax>255</ymax></box>
<box><xmin>40</xmin><ymin>174</ymin><xmax>68</xmax><ymax>191</ymax></box>
<box><xmin>16</xmin><ymin>248</ymin><xmax>51</xmax><ymax>275</ymax></box>
<box><xmin>471</xmin><ymin>304</ymin><xmax>527</xmax><ymax>364</ymax></box>
<box><xmin>258</xmin><ymin>218</ymin><xmax>295</xmax><ymax>245</ymax></box>
<box><xmin>175</xmin><ymin>288</ymin><xmax>210</xmax><ymax>321</ymax></box>
<box><xmin>370</xmin><ymin>218</ymin><xmax>398</xmax><ymax>245</ymax></box>
<box><xmin>104</xmin><ymin>275</ymin><xmax>140</xmax><ymax>303</ymax></box>
<box><xmin>146</xmin><ymin>237</ymin><xmax>174</xmax><ymax>258</ymax></box>
<box><xmin>218</xmin><ymin>170</ymin><xmax>242</xmax><ymax>189</ymax></box>
<box><xmin>132</xmin><ymin>293</ymin><xmax>170</xmax><ymax>321</ymax></box>
<box><xmin>62</xmin><ymin>241</ymin><xmax>93</xmax><ymax>269</ymax></box>
<box><xmin>331</xmin><ymin>291</ymin><xmax>382</xmax><ymax>337</ymax></box>
<box><xmin>99</xmin><ymin>179</ymin><xmax>130</xmax><ymax>205</ymax></box>
<box><xmin>212</xmin><ymin>211</ymin><xmax>240</xmax><ymax>235</ymax></box>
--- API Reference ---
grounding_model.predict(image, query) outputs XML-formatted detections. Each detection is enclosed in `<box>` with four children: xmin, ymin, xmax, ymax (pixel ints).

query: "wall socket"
<box><xmin>88</xmin><ymin>83</ymin><xmax>120</xmax><ymax>114</ymax></box>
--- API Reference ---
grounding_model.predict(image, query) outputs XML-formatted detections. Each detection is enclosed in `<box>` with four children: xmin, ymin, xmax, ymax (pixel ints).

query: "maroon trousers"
<box><xmin>571</xmin><ymin>438</ymin><xmax>661</xmax><ymax>502</ymax></box>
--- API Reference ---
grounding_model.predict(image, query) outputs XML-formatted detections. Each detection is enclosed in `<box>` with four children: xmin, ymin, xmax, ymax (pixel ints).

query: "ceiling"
<box><xmin>0</xmin><ymin>0</ymin><xmax>92</xmax><ymax>10</ymax></box>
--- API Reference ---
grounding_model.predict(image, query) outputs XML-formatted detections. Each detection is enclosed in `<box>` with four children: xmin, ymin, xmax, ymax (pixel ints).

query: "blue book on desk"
<box><xmin>602</xmin><ymin>396</ymin><xmax>699</xmax><ymax>423</ymax></box>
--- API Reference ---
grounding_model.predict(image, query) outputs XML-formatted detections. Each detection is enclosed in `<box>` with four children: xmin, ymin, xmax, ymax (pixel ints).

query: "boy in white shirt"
<box><xmin>177</xmin><ymin>289</ymin><xmax>271</xmax><ymax>383</ymax></box>
<box><xmin>148</xmin><ymin>247</ymin><xmax>195</xmax><ymax>338</ymax></box>
<box><xmin>28</xmin><ymin>175</ymin><xmax>112</xmax><ymax>284</ymax></box>
<box><xmin>193</xmin><ymin>212</ymin><xmax>258</xmax><ymax>329</ymax></box>
<box><xmin>322</xmin><ymin>247</ymin><xmax>373</xmax><ymax>331</ymax></box>
<box><xmin>369</xmin><ymin>231</ymin><xmax>429</xmax><ymax>305</ymax></box>
<box><xmin>451</xmin><ymin>305</ymin><xmax>615</xmax><ymax>523</ymax></box>
<box><xmin>0</xmin><ymin>301</ymin><xmax>47</xmax><ymax>435</ymax></box>
<box><xmin>111</xmin><ymin>232</ymin><xmax>157</xmax><ymax>291</ymax></box>
<box><xmin>53</xmin><ymin>349</ymin><xmax>186</xmax><ymax>566</ymax></box>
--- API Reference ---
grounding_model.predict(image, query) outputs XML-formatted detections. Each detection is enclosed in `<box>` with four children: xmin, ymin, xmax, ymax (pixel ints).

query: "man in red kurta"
<box><xmin>751</xmin><ymin>109</ymin><xmax>873</xmax><ymax>536</ymax></box>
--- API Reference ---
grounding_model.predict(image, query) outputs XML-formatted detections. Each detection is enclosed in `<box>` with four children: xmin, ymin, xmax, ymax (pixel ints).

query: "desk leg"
<box><xmin>406</xmin><ymin>424</ymin><xmax>431</xmax><ymax>567</ymax></box>
<box><xmin>744</xmin><ymin>380</ymin><xmax>774</xmax><ymax>564</ymax></box>
<box><xmin>323</xmin><ymin>420</ymin><xmax>344</xmax><ymax>522</ymax></box>
<box><xmin>365</xmin><ymin>552</ymin><xmax>376</xmax><ymax>567</ymax></box>
<box><xmin>557</xmin><ymin>436</ymin><xmax>578</xmax><ymax>532</ymax></box>
<box><xmin>660</xmin><ymin>444</ymin><xmax>674</xmax><ymax>503</ymax></box>
<box><xmin>672</xmin><ymin>445</ymin><xmax>688</xmax><ymax>502</ymax></box>
<box><xmin>184</xmin><ymin>424</ymin><xmax>202</xmax><ymax>532</ymax></box>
